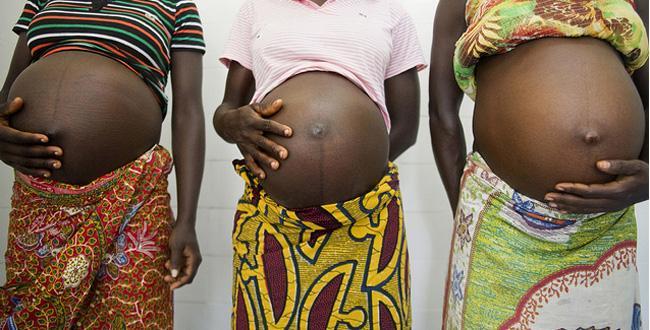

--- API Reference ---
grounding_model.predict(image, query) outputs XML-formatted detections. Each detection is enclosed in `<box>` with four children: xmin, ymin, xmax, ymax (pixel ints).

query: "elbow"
<box><xmin>404</xmin><ymin>127</ymin><xmax>418</xmax><ymax>149</ymax></box>
<box><xmin>428</xmin><ymin>103</ymin><xmax>462</xmax><ymax>137</ymax></box>
<box><xmin>390</xmin><ymin>117</ymin><xmax>419</xmax><ymax>153</ymax></box>
<box><xmin>212</xmin><ymin>104</ymin><xmax>234</xmax><ymax>142</ymax></box>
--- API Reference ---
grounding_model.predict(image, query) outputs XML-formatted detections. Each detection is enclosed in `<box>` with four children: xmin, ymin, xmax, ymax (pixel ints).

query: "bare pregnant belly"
<box><xmin>8</xmin><ymin>51</ymin><xmax>162</xmax><ymax>185</ymax></box>
<box><xmin>260</xmin><ymin>72</ymin><xmax>390</xmax><ymax>209</ymax></box>
<box><xmin>474</xmin><ymin>38</ymin><xmax>645</xmax><ymax>201</ymax></box>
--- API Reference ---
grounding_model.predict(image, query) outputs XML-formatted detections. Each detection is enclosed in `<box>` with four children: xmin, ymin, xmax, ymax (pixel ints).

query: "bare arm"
<box><xmin>428</xmin><ymin>0</ymin><xmax>468</xmax><ymax>213</ymax></box>
<box><xmin>165</xmin><ymin>51</ymin><xmax>205</xmax><ymax>289</ymax></box>
<box><xmin>213</xmin><ymin>61</ymin><xmax>292</xmax><ymax>179</ymax></box>
<box><xmin>385</xmin><ymin>67</ymin><xmax>420</xmax><ymax>161</ymax></box>
<box><xmin>0</xmin><ymin>33</ymin><xmax>62</xmax><ymax>177</ymax></box>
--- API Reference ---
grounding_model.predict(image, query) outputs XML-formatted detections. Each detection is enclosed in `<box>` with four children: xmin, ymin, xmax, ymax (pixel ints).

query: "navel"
<box><xmin>309</xmin><ymin>122</ymin><xmax>329</xmax><ymax>139</ymax></box>
<box><xmin>582</xmin><ymin>130</ymin><xmax>601</xmax><ymax>145</ymax></box>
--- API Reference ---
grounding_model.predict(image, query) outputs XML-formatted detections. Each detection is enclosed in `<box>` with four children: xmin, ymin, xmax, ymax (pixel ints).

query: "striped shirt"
<box><xmin>14</xmin><ymin>0</ymin><xmax>206</xmax><ymax>117</ymax></box>
<box><xmin>220</xmin><ymin>0</ymin><xmax>426</xmax><ymax>131</ymax></box>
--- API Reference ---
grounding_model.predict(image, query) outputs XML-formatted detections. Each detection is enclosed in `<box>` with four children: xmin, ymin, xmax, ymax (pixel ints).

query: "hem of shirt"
<box><xmin>171</xmin><ymin>46</ymin><xmax>206</xmax><ymax>55</ymax></box>
<box><xmin>385</xmin><ymin>61</ymin><xmax>428</xmax><ymax>80</ymax></box>
<box><xmin>12</xmin><ymin>25</ymin><xmax>28</xmax><ymax>35</ymax></box>
<box><xmin>250</xmin><ymin>65</ymin><xmax>393</xmax><ymax>132</ymax></box>
<box><xmin>219</xmin><ymin>56</ymin><xmax>252</xmax><ymax>71</ymax></box>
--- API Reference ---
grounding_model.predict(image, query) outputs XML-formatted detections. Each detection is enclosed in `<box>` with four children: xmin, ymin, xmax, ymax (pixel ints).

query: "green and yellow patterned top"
<box><xmin>454</xmin><ymin>0</ymin><xmax>649</xmax><ymax>99</ymax></box>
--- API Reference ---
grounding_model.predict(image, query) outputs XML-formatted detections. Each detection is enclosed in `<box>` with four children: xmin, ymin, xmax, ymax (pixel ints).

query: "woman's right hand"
<box><xmin>216</xmin><ymin>99</ymin><xmax>292</xmax><ymax>179</ymax></box>
<box><xmin>0</xmin><ymin>97</ymin><xmax>62</xmax><ymax>177</ymax></box>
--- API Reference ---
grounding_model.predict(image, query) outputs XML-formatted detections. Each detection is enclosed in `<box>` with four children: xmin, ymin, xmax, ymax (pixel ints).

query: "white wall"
<box><xmin>0</xmin><ymin>1</ymin><xmax>647</xmax><ymax>329</ymax></box>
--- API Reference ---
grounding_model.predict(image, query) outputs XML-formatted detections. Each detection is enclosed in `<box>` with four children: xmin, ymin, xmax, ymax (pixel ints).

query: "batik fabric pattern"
<box><xmin>231</xmin><ymin>161</ymin><xmax>411</xmax><ymax>329</ymax></box>
<box><xmin>454</xmin><ymin>0</ymin><xmax>649</xmax><ymax>98</ymax></box>
<box><xmin>443</xmin><ymin>152</ymin><xmax>640</xmax><ymax>329</ymax></box>
<box><xmin>1</xmin><ymin>145</ymin><xmax>174</xmax><ymax>329</ymax></box>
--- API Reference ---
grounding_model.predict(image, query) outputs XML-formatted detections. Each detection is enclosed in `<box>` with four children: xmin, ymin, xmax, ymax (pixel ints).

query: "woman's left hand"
<box><xmin>544</xmin><ymin>159</ymin><xmax>649</xmax><ymax>214</ymax></box>
<box><xmin>165</xmin><ymin>221</ymin><xmax>202</xmax><ymax>290</ymax></box>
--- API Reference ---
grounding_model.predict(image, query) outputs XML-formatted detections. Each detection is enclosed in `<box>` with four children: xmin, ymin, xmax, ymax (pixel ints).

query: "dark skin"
<box><xmin>428</xmin><ymin>0</ymin><xmax>467</xmax><ymax>213</ymax></box>
<box><xmin>0</xmin><ymin>34</ymin><xmax>62</xmax><ymax>175</ymax></box>
<box><xmin>0</xmin><ymin>34</ymin><xmax>205</xmax><ymax>290</ymax></box>
<box><xmin>544</xmin><ymin>2</ymin><xmax>649</xmax><ymax>213</ymax></box>
<box><xmin>164</xmin><ymin>51</ymin><xmax>205</xmax><ymax>290</ymax></box>
<box><xmin>429</xmin><ymin>0</ymin><xmax>649</xmax><ymax>214</ymax></box>
<box><xmin>213</xmin><ymin>62</ymin><xmax>420</xmax><ymax>190</ymax></box>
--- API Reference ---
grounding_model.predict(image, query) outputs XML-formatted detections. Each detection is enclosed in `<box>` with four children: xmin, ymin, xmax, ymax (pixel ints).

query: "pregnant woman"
<box><xmin>0</xmin><ymin>0</ymin><xmax>205</xmax><ymax>328</ymax></box>
<box><xmin>214</xmin><ymin>0</ymin><xmax>425</xmax><ymax>328</ymax></box>
<box><xmin>430</xmin><ymin>0</ymin><xmax>647</xmax><ymax>328</ymax></box>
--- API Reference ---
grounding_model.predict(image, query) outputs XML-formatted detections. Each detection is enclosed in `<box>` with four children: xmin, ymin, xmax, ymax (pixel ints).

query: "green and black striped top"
<box><xmin>14</xmin><ymin>0</ymin><xmax>206</xmax><ymax>116</ymax></box>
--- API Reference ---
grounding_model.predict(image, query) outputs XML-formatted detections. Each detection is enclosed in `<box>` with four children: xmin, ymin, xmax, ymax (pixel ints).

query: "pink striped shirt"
<box><xmin>220</xmin><ymin>0</ymin><xmax>426</xmax><ymax>131</ymax></box>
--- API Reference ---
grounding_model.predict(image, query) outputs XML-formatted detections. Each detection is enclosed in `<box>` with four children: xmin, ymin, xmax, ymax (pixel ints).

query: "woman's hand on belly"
<box><xmin>0</xmin><ymin>97</ymin><xmax>62</xmax><ymax>177</ymax></box>
<box><xmin>214</xmin><ymin>99</ymin><xmax>293</xmax><ymax>179</ymax></box>
<box><xmin>544</xmin><ymin>159</ymin><xmax>649</xmax><ymax>213</ymax></box>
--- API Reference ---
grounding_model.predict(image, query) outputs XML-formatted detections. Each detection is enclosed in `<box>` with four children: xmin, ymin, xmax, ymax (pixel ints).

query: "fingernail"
<box><xmin>548</xmin><ymin>202</ymin><xmax>558</xmax><ymax>208</ymax></box>
<box><xmin>43</xmin><ymin>172</ymin><xmax>50</xmax><ymax>178</ymax></box>
<box><xmin>52</xmin><ymin>162</ymin><xmax>61</xmax><ymax>169</ymax></box>
<box><xmin>279</xmin><ymin>150</ymin><xmax>286</xmax><ymax>159</ymax></box>
<box><xmin>271</xmin><ymin>161</ymin><xmax>278</xmax><ymax>170</ymax></box>
<box><xmin>53</xmin><ymin>151</ymin><xmax>61</xmax><ymax>156</ymax></box>
<box><xmin>555</xmin><ymin>186</ymin><xmax>565</xmax><ymax>192</ymax></box>
<box><xmin>598</xmin><ymin>161</ymin><xmax>610</xmax><ymax>169</ymax></box>
<box><xmin>171</xmin><ymin>269</ymin><xmax>179</xmax><ymax>278</ymax></box>
<box><xmin>545</xmin><ymin>196</ymin><xmax>554</xmax><ymax>202</ymax></box>
<box><xmin>259</xmin><ymin>172</ymin><xmax>265</xmax><ymax>179</ymax></box>
<box><xmin>40</xmin><ymin>138</ymin><xmax>48</xmax><ymax>143</ymax></box>
<box><xmin>284</xmin><ymin>129</ymin><xmax>291</xmax><ymax>136</ymax></box>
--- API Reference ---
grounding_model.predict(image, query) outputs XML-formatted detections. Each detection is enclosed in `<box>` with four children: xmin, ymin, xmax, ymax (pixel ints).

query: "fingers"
<box><xmin>164</xmin><ymin>246</ymin><xmax>202</xmax><ymax>290</ymax></box>
<box><xmin>252</xmin><ymin>118</ymin><xmax>292</xmax><ymax>137</ymax></box>
<box><xmin>253</xmin><ymin>99</ymin><xmax>283</xmax><ymax>117</ymax></box>
<box><xmin>1</xmin><ymin>97</ymin><xmax>24</xmax><ymax>117</ymax></box>
<box><xmin>251</xmin><ymin>134</ymin><xmax>288</xmax><ymax>160</ymax></box>
<box><xmin>552</xmin><ymin>181</ymin><xmax>625</xmax><ymax>199</ymax></box>
<box><xmin>2</xmin><ymin>143</ymin><xmax>62</xmax><ymax>158</ymax></box>
<box><xmin>9</xmin><ymin>164</ymin><xmax>52</xmax><ymax>178</ymax></box>
<box><xmin>248</xmin><ymin>100</ymin><xmax>292</xmax><ymax>137</ymax></box>
<box><xmin>544</xmin><ymin>192</ymin><xmax>620</xmax><ymax>213</ymax></box>
<box><xmin>0</xmin><ymin>123</ymin><xmax>61</xmax><ymax>177</ymax></box>
<box><xmin>2</xmin><ymin>152</ymin><xmax>61</xmax><ymax>171</ymax></box>
<box><xmin>244</xmin><ymin>143</ymin><xmax>280</xmax><ymax>169</ymax></box>
<box><xmin>0</xmin><ymin>125</ymin><xmax>49</xmax><ymax>144</ymax></box>
<box><xmin>169</xmin><ymin>242</ymin><xmax>183</xmax><ymax>280</ymax></box>
<box><xmin>170</xmin><ymin>248</ymin><xmax>201</xmax><ymax>290</ymax></box>
<box><xmin>243</xmin><ymin>152</ymin><xmax>266</xmax><ymax>179</ymax></box>
<box><xmin>596</xmin><ymin>159</ymin><xmax>647</xmax><ymax>176</ymax></box>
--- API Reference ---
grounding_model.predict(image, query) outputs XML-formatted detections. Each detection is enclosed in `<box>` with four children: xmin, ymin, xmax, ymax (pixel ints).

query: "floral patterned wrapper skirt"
<box><xmin>231</xmin><ymin>161</ymin><xmax>411</xmax><ymax>329</ymax></box>
<box><xmin>1</xmin><ymin>145</ymin><xmax>174</xmax><ymax>329</ymax></box>
<box><xmin>443</xmin><ymin>152</ymin><xmax>640</xmax><ymax>329</ymax></box>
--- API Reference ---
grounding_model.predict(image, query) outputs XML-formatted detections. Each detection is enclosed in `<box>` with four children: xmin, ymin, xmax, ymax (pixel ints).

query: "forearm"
<box><xmin>172</xmin><ymin>105</ymin><xmax>205</xmax><ymax>226</ymax></box>
<box><xmin>389</xmin><ymin>119</ymin><xmax>418</xmax><ymax>161</ymax></box>
<box><xmin>384</xmin><ymin>69</ymin><xmax>421</xmax><ymax>162</ymax></box>
<box><xmin>213</xmin><ymin>102</ymin><xmax>240</xmax><ymax>143</ymax></box>
<box><xmin>429</xmin><ymin>110</ymin><xmax>466</xmax><ymax>211</ymax></box>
